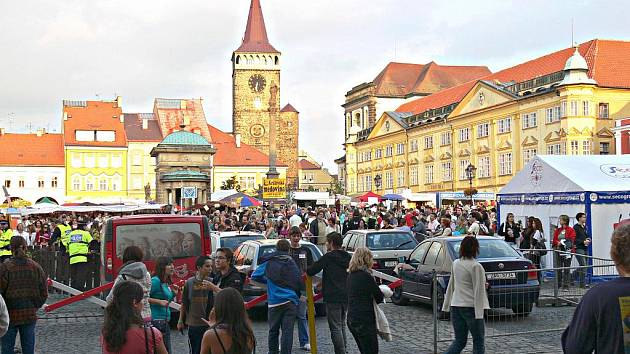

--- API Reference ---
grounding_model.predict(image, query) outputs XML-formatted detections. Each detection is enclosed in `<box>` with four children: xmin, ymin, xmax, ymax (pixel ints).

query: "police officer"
<box><xmin>67</xmin><ymin>221</ymin><xmax>93</xmax><ymax>292</ymax></box>
<box><xmin>51</xmin><ymin>214</ymin><xmax>71</xmax><ymax>251</ymax></box>
<box><xmin>0</xmin><ymin>220</ymin><xmax>12</xmax><ymax>263</ymax></box>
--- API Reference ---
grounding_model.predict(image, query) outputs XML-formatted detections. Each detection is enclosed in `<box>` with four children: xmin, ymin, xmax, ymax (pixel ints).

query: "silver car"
<box><xmin>342</xmin><ymin>229</ymin><xmax>418</xmax><ymax>275</ymax></box>
<box><xmin>209</xmin><ymin>231</ymin><xmax>265</xmax><ymax>254</ymax></box>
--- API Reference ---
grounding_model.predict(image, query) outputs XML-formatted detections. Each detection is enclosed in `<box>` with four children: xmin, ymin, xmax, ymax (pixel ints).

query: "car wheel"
<box><xmin>511</xmin><ymin>302</ymin><xmax>533</xmax><ymax>316</ymax></box>
<box><xmin>391</xmin><ymin>286</ymin><xmax>409</xmax><ymax>306</ymax></box>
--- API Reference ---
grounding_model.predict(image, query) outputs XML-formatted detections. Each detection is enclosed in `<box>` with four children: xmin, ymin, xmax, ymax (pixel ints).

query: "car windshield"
<box><xmin>448</xmin><ymin>239</ymin><xmax>521</xmax><ymax>259</ymax></box>
<box><xmin>221</xmin><ymin>235</ymin><xmax>264</xmax><ymax>250</ymax></box>
<box><xmin>366</xmin><ymin>232</ymin><xmax>417</xmax><ymax>250</ymax></box>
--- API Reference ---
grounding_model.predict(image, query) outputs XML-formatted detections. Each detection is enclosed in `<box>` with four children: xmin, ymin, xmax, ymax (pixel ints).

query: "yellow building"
<box><xmin>63</xmin><ymin>98</ymin><xmax>128</xmax><ymax>202</ymax></box>
<box><xmin>345</xmin><ymin>40</ymin><xmax>630</xmax><ymax>203</ymax></box>
<box><xmin>298</xmin><ymin>152</ymin><xmax>335</xmax><ymax>192</ymax></box>
<box><xmin>123</xmin><ymin>113</ymin><xmax>162</xmax><ymax>201</ymax></box>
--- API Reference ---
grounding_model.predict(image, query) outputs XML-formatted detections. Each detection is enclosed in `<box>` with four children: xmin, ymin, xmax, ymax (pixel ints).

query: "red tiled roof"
<box><xmin>396</xmin><ymin>39</ymin><xmax>630</xmax><ymax>114</ymax></box>
<box><xmin>63</xmin><ymin>100</ymin><xmax>127</xmax><ymax>147</ymax></box>
<box><xmin>153</xmin><ymin>99</ymin><xmax>213</xmax><ymax>143</ymax></box>
<box><xmin>207</xmin><ymin>124</ymin><xmax>286</xmax><ymax>167</ymax></box>
<box><xmin>373</xmin><ymin>62</ymin><xmax>490</xmax><ymax>97</ymax></box>
<box><xmin>0</xmin><ymin>133</ymin><xmax>64</xmax><ymax>166</ymax></box>
<box><xmin>299</xmin><ymin>159</ymin><xmax>320</xmax><ymax>170</ymax></box>
<box><xmin>280</xmin><ymin>103</ymin><xmax>298</xmax><ymax>113</ymax></box>
<box><xmin>235</xmin><ymin>0</ymin><xmax>279</xmax><ymax>53</ymax></box>
<box><xmin>123</xmin><ymin>114</ymin><xmax>163</xmax><ymax>142</ymax></box>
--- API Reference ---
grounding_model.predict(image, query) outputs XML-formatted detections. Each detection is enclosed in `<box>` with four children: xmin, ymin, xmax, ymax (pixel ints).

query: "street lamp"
<box><xmin>465</xmin><ymin>163</ymin><xmax>477</xmax><ymax>205</ymax></box>
<box><xmin>374</xmin><ymin>174</ymin><xmax>382</xmax><ymax>190</ymax></box>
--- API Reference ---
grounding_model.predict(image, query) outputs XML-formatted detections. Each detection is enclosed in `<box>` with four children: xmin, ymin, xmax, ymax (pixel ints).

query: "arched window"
<box><xmin>72</xmin><ymin>176</ymin><xmax>81</xmax><ymax>191</ymax></box>
<box><xmin>255</xmin><ymin>55</ymin><xmax>260</xmax><ymax>64</ymax></box>
<box><xmin>354</xmin><ymin>112</ymin><xmax>361</xmax><ymax>127</ymax></box>
<box><xmin>262</xmin><ymin>56</ymin><xmax>267</xmax><ymax>65</ymax></box>
<box><xmin>274</xmin><ymin>56</ymin><xmax>279</xmax><ymax>65</ymax></box>
<box><xmin>235</xmin><ymin>55</ymin><xmax>240</xmax><ymax>64</ymax></box>
<box><xmin>99</xmin><ymin>178</ymin><xmax>108</xmax><ymax>191</ymax></box>
<box><xmin>86</xmin><ymin>177</ymin><xmax>94</xmax><ymax>191</ymax></box>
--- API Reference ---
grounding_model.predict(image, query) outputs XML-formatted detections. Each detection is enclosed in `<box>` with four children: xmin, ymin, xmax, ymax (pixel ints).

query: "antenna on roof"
<box><xmin>571</xmin><ymin>17</ymin><xmax>574</xmax><ymax>47</ymax></box>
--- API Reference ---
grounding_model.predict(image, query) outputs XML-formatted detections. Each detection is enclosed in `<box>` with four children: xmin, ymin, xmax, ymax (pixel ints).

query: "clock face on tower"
<box><xmin>249</xmin><ymin>74</ymin><xmax>266</xmax><ymax>92</ymax></box>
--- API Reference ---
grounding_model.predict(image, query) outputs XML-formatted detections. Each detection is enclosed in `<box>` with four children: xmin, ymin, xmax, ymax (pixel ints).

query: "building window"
<box><xmin>38</xmin><ymin>177</ymin><xmax>45</xmax><ymax>188</ymax></box>
<box><xmin>600</xmin><ymin>142</ymin><xmax>610</xmax><ymax>155</ymax></box>
<box><xmin>523</xmin><ymin>149</ymin><xmax>537</xmax><ymax>165</ymax></box>
<box><xmin>554</xmin><ymin>106</ymin><xmax>561</xmax><ymax>121</ymax></box>
<box><xmin>111</xmin><ymin>155</ymin><xmax>122</xmax><ymax>168</ymax></box>
<box><xmin>570</xmin><ymin>101</ymin><xmax>578</xmax><ymax>116</ymax></box>
<box><xmin>582</xmin><ymin>101</ymin><xmax>590</xmax><ymax>116</ymax></box>
<box><xmin>84</xmin><ymin>154</ymin><xmax>95</xmax><ymax>168</ymax></box>
<box><xmin>497</xmin><ymin>117</ymin><xmax>512</xmax><ymax>134</ymax></box>
<box><xmin>424</xmin><ymin>165</ymin><xmax>434</xmax><ymax>184</ymax></box>
<box><xmin>424</xmin><ymin>136</ymin><xmax>433</xmax><ymax>149</ymax></box>
<box><xmin>112</xmin><ymin>176</ymin><xmax>121</xmax><ymax>191</ymax></box>
<box><xmin>522</xmin><ymin>112</ymin><xmax>537</xmax><ymax>129</ymax></box>
<box><xmin>458</xmin><ymin>128</ymin><xmax>470</xmax><ymax>142</ymax></box>
<box><xmin>547</xmin><ymin>143</ymin><xmax>565</xmax><ymax>155</ymax></box>
<box><xmin>98</xmin><ymin>155</ymin><xmax>108</xmax><ymax>168</ymax></box>
<box><xmin>459</xmin><ymin>159</ymin><xmax>470</xmax><ymax>180</ymax></box>
<box><xmin>51</xmin><ymin>177</ymin><xmax>58</xmax><ymax>188</ymax></box>
<box><xmin>385</xmin><ymin>171</ymin><xmax>393</xmax><ymax>189</ymax></box>
<box><xmin>132</xmin><ymin>153</ymin><xmax>142</xmax><ymax>166</ymax></box>
<box><xmin>441</xmin><ymin>132</ymin><xmax>452</xmax><ymax>145</ymax></box>
<box><xmin>86</xmin><ymin>178</ymin><xmax>94</xmax><ymax>191</ymax></box>
<box><xmin>396</xmin><ymin>143</ymin><xmax>405</xmax><ymax>155</ymax></box>
<box><xmin>477</xmin><ymin>123</ymin><xmax>489</xmax><ymax>138</ymax></box>
<box><xmin>349</xmin><ymin>178</ymin><xmax>355</xmax><ymax>192</ymax></box>
<box><xmin>546</xmin><ymin>107</ymin><xmax>560</xmax><ymax>123</ymax></box>
<box><xmin>18</xmin><ymin>178</ymin><xmax>25</xmax><ymax>188</ymax></box>
<box><xmin>582</xmin><ymin>140</ymin><xmax>592</xmax><ymax>155</ymax></box>
<box><xmin>72</xmin><ymin>177</ymin><xmax>81</xmax><ymax>191</ymax></box>
<box><xmin>75</xmin><ymin>130</ymin><xmax>95</xmax><ymax>141</ymax></box>
<box><xmin>441</xmin><ymin>162</ymin><xmax>452</xmax><ymax>182</ymax></box>
<box><xmin>96</xmin><ymin>131</ymin><xmax>116</xmax><ymax>142</ymax></box>
<box><xmin>561</xmin><ymin>101</ymin><xmax>568</xmax><ymax>117</ymax></box>
<box><xmin>410</xmin><ymin>140</ymin><xmax>418</xmax><ymax>152</ymax></box>
<box><xmin>478</xmin><ymin>156</ymin><xmax>490</xmax><ymax>178</ymax></box>
<box><xmin>599</xmin><ymin>103</ymin><xmax>609</xmax><ymax>119</ymax></box>
<box><xmin>570</xmin><ymin>141</ymin><xmax>579</xmax><ymax>155</ymax></box>
<box><xmin>397</xmin><ymin>169</ymin><xmax>405</xmax><ymax>186</ymax></box>
<box><xmin>357</xmin><ymin>176</ymin><xmax>363</xmax><ymax>192</ymax></box>
<box><xmin>3</xmin><ymin>180</ymin><xmax>10</xmax><ymax>188</ymax></box>
<box><xmin>410</xmin><ymin>167</ymin><xmax>418</xmax><ymax>185</ymax></box>
<box><xmin>100</xmin><ymin>178</ymin><xmax>108</xmax><ymax>191</ymax></box>
<box><xmin>498</xmin><ymin>153</ymin><xmax>513</xmax><ymax>176</ymax></box>
<box><xmin>365</xmin><ymin>175</ymin><xmax>372</xmax><ymax>191</ymax></box>
<box><xmin>71</xmin><ymin>154</ymin><xmax>82</xmax><ymax>168</ymax></box>
<box><xmin>385</xmin><ymin>145</ymin><xmax>393</xmax><ymax>157</ymax></box>
<box><xmin>375</xmin><ymin>148</ymin><xmax>382</xmax><ymax>159</ymax></box>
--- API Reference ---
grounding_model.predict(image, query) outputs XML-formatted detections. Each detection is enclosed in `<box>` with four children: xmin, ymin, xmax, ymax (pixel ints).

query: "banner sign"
<box><xmin>438</xmin><ymin>191</ymin><xmax>495</xmax><ymax>201</ymax></box>
<box><xmin>182</xmin><ymin>187</ymin><xmax>197</xmax><ymax>199</ymax></box>
<box><xmin>497</xmin><ymin>192</ymin><xmax>584</xmax><ymax>205</ymax></box>
<box><xmin>263</xmin><ymin>178</ymin><xmax>286</xmax><ymax>199</ymax></box>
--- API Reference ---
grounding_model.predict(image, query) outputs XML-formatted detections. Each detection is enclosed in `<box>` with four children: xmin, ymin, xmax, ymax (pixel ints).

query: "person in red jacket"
<box><xmin>552</xmin><ymin>215</ymin><xmax>576</xmax><ymax>290</ymax></box>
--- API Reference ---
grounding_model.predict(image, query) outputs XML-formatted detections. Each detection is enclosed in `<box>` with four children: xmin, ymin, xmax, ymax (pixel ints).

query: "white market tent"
<box><xmin>498</xmin><ymin>155</ymin><xmax>630</xmax><ymax>267</ymax></box>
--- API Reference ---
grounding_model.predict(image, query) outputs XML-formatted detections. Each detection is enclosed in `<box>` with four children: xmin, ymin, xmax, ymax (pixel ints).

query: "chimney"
<box><xmin>118</xmin><ymin>114</ymin><xmax>124</xmax><ymax>123</ymax></box>
<box><xmin>142</xmin><ymin>118</ymin><xmax>148</xmax><ymax>130</ymax></box>
<box><xmin>36</xmin><ymin>128</ymin><xmax>46</xmax><ymax>137</ymax></box>
<box><xmin>0</xmin><ymin>128</ymin><xmax>4</xmax><ymax>136</ymax></box>
<box><xmin>115</xmin><ymin>96</ymin><xmax>122</xmax><ymax>108</ymax></box>
<box><xmin>63</xmin><ymin>112</ymin><xmax>68</xmax><ymax>121</ymax></box>
<box><xmin>235</xmin><ymin>133</ymin><xmax>241</xmax><ymax>148</ymax></box>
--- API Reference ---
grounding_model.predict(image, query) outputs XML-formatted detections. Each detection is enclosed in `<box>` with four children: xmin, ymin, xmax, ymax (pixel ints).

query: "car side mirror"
<box><xmin>398</xmin><ymin>256</ymin><xmax>406</xmax><ymax>264</ymax></box>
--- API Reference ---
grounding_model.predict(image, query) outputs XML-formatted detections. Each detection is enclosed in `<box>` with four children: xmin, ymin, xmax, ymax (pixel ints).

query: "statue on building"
<box><xmin>144</xmin><ymin>183</ymin><xmax>152</xmax><ymax>202</ymax></box>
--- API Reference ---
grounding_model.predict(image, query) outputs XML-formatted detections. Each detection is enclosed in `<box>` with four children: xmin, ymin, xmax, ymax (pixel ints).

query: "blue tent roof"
<box><xmin>160</xmin><ymin>131</ymin><xmax>211</xmax><ymax>146</ymax></box>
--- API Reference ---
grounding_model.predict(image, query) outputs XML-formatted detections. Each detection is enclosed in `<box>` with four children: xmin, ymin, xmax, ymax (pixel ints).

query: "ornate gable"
<box><xmin>596</xmin><ymin>127</ymin><xmax>614</xmax><ymax>138</ymax></box>
<box><xmin>440</xmin><ymin>152</ymin><xmax>452</xmax><ymax>160</ymax></box>
<box><xmin>496</xmin><ymin>139</ymin><xmax>512</xmax><ymax>151</ymax></box>
<box><xmin>450</xmin><ymin>81</ymin><xmax>515</xmax><ymax>116</ymax></box>
<box><xmin>423</xmin><ymin>154</ymin><xmax>435</xmax><ymax>163</ymax></box>
<box><xmin>458</xmin><ymin>149</ymin><xmax>471</xmax><ymax>158</ymax></box>
<box><xmin>476</xmin><ymin>145</ymin><xmax>490</xmax><ymax>154</ymax></box>
<box><xmin>367</xmin><ymin>112</ymin><xmax>407</xmax><ymax>140</ymax></box>
<box><xmin>521</xmin><ymin>135</ymin><xmax>538</xmax><ymax>147</ymax></box>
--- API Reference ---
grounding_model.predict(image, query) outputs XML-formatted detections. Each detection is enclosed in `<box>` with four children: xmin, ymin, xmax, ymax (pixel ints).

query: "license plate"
<box><xmin>487</xmin><ymin>272</ymin><xmax>516</xmax><ymax>280</ymax></box>
<box><xmin>385</xmin><ymin>261</ymin><xmax>397</xmax><ymax>267</ymax></box>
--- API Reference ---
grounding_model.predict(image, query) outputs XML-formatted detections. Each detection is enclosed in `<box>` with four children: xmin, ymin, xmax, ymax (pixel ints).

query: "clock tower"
<box><xmin>232</xmin><ymin>0</ymin><xmax>299</xmax><ymax>188</ymax></box>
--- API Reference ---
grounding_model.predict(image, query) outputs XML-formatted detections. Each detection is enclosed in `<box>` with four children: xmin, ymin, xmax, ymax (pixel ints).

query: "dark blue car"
<box><xmin>392</xmin><ymin>236</ymin><xmax>540</xmax><ymax>315</ymax></box>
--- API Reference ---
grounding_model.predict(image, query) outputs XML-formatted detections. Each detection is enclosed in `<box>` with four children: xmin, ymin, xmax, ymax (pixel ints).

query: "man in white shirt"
<box><xmin>13</xmin><ymin>223</ymin><xmax>32</xmax><ymax>246</ymax></box>
<box><xmin>428</xmin><ymin>213</ymin><xmax>440</xmax><ymax>233</ymax></box>
<box><xmin>289</xmin><ymin>209</ymin><xmax>302</xmax><ymax>228</ymax></box>
<box><xmin>467</xmin><ymin>212</ymin><xmax>481</xmax><ymax>237</ymax></box>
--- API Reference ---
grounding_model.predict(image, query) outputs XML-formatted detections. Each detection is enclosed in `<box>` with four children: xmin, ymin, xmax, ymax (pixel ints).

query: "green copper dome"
<box><xmin>160</xmin><ymin>131</ymin><xmax>211</xmax><ymax>146</ymax></box>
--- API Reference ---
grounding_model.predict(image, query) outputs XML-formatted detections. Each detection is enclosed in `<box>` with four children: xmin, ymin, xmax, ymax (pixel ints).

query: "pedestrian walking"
<box><xmin>251</xmin><ymin>239</ymin><xmax>302</xmax><ymax>354</ymax></box>
<box><xmin>200</xmin><ymin>288</ymin><xmax>256</xmax><ymax>354</ymax></box>
<box><xmin>561</xmin><ymin>223</ymin><xmax>630</xmax><ymax>354</ymax></box>
<box><xmin>307</xmin><ymin>232</ymin><xmax>351</xmax><ymax>354</ymax></box>
<box><xmin>442</xmin><ymin>236</ymin><xmax>490</xmax><ymax>354</ymax></box>
<box><xmin>572</xmin><ymin>212</ymin><xmax>591</xmax><ymax>288</ymax></box>
<box><xmin>0</xmin><ymin>236</ymin><xmax>48</xmax><ymax>354</ymax></box>
<box><xmin>178</xmin><ymin>255</ymin><xmax>216</xmax><ymax>354</ymax></box>
<box><xmin>213</xmin><ymin>247</ymin><xmax>244</xmax><ymax>293</ymax></box>
<box><xmin>552</xmin><ymin>215</ymin><xmax>576</xmax><ymax>290</ymax></box>
<box><xmin>102</xmin><ymin>281</ymin><xmax>167</xmax><ymax>354</ymax></box>
<box><xmin>347</xmin><ymin>247</ymin><xmax>384</xmax><ymax>354</ymax></box>
<box><xmin>149</xmin><ymin>257</ymin><xmax>178</xmax><ymax>354</ymax></box>
<box><xmin>287</xmin><ymin>226</ymin><xmax>314</xmax><ymax>351</ymax></box>
<box><xmin>106</xmin><ymin>246</ymin><xmax>152</xmax><ymax>322</ymax></box>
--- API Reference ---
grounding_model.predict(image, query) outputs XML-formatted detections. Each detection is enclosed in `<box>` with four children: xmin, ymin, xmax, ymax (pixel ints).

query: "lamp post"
<box><xmin>374</xmin><ymin>174</ymin><xmax>382</xmax><ymax>191</ymax></box>
<box><xmin>465</xmin><ymin>164</ymin><xmax>477</xmax><ymax>206</ymax></box>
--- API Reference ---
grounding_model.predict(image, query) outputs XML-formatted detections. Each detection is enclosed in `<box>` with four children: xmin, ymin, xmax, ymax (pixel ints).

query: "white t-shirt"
<box><xmin>289</xmin><ymin>214</ymin><xmax>302</xmax><ymax>228</ymax></box>
<box><xmin>467</xmin><ymin>222</ymin><xmax>480</xmax><ymax>236</ymax></box>
<box><xmin>13</xmin><ymin>230</ymin><xmax>32</xmax><ymax>246</ymax></box>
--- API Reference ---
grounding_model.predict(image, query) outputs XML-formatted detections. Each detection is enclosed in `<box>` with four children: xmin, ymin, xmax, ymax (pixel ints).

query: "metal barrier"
<box><xmin>29</xmin><ymin>246</ymin><xmax>101</xmax><ymax>290</ymax></box>
<box><xmin>431</xmin><ymin>256</ymin><xmax>618</xmax><ymax>354</ymax></box>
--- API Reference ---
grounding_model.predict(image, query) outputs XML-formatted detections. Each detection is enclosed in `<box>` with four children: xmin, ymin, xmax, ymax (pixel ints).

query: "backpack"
<box><xmin>265</xmin><ymin>255</ymin><xmax>303</xmax><ymax>292</ymax></box>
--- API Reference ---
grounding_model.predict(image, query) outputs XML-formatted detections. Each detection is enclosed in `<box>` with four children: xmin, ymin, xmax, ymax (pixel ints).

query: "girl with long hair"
<box><xmin>498</xmin><ymin>213</ymin><xmax>521</xmax><ymax>244</ymax></box>
<box><xmin>552</xmin><ymin>215</ymin><xmax>576</xmax><ymax>290</ymax></box>
<box><xmin>102</xmin><ymin>281</ymin><xmax>167</xmax><ymax>354</ymax></box>
<box><xmin>149</xmin><ymin>257</ymin><xmax>178</xmax><ymax>353</ymax></box>
<box><xmin>200</xmin><ymin>288</ymin><xmax>255</xmax><ymax>354</ymax></box>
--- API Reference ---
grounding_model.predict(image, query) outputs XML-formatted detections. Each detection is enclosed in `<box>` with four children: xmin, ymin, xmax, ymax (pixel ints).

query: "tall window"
<box><xmin>477</xmin><ymin>123</ymin><xmax>489</xmax><ymax>138</ymax></box>
<box><xmin>365</xmin><ymin>175</ymin><xmax>372</xmax><ymax>191</ymax></box>
<box><xmin>358</xmin><ymin>177</ymin><xmax>364</xmax><ymax>192</ymax></box>
<box><xmin>51</xmin><ymin>177</ymin><xmax>58</xmax><ymax>188</ymax></box>
<box><xmin>385</xmin><ymin>145</ymin><xmax>393</xmax><ymax>157</ymax></box>
<box><xmin>111</xmin><ymin>155</ymin><xmax>122</xmax><ymax>168</ymax></box>
<box><xmin>72</xmin><ymin>177</ymin><xmax>81</xmax><ymax>191</ymax></box>
<box><xmin>441</xmin><ymin>162</ymin><xmax>452</xmax><ymax>181</ymax></box>
<box><xmin>600</xmin><ymin>142</ymin><xmax>610</xmax><ymax>155</ymax></box>
<box><xmin>570</xmin><ymin>101</ymin><xmax>578</xmax><ymax>116</ymax></box>
<box><xmin>84</xmin><ymin>154</ymin><xmax>95</xmax><ymax>168</ymax></box>
<box><xmin>458</xmin><ymin>128</ymin><xmax>470</xmax><ymax>142</ymax></box>
<box><xmin>410</xmin><ymin>167</ymin><xmax>418</xmax><ymax>185</ymax></box>
<box><xmin>441</xmin><ymin>132</ymin><xmax>452</xmax><ymax>145</ymax></box>
<box><xmin>424</xmin><ymin>136</ymin><xmax>433</xmax><ymax>149</ymax></box>
<box><xmin>547</xmin><ymin>143</ymin><xmax>564</xmax><ymax>155</ymax></box>
<box><xmin>3</xmin><ymin>180</ymin><xmax>10</xmax><ymax>188</ymax></box>
<box><xmin>599</xmin><ymin>103</ymin><xmax>609</xmax><ymax>119</ymax></box>
<box><xmin>375</xmin><ymin>148</ymin><xmax>382</xmax><ymax>159</ymax></box>
<box><xmin>18</xmin><ymin>178</ymin><xmax>25</xmax><ymax>188</ymax></box>
<box><xmin>498</xmin><ymin>153</ymin><xmax>513</xmax><ymax>176</ymax></box>
<box><xmin>100</xmin><ymin>178</ymin><xmax>108</xmax><ymax>191</ymax></box>
<box><xmin>497</xmin><ymin>117</ymin><xmax>512</xmax><ymax>134</ymax></box>
<box><xmin>349</xmin><ymin>178</ymin><xmax>355</xmax><ymax>193</ymax></box>
<box><xmin>424</xmin><ymin>165</ymin><xmax>434</xmax><ymax>184</ymax></box>
<box><xmin>561</xmin><ymin>101</ymin><xmax>567</xmax><ymax>117</ymax></box>
<box><xmin>523</xmin><ymin>149</ymin><xmax>537</xmax><ymax>165</ymax></box>
<box><xmin>582</xmin><ymin>101</ymin><xmax>590</xmax><ymax>116</ymax></box>
<box><xmin>86</xmin><ymin>178</ymin><xmax>94</xmax><ymax>191</ymax></box>
<box><xmin>409</xmin><ymin>140</ymin><xmax>418</xmax><ymax>152</ymax></box>
<box><xmin>582</xmin><ymin>140</ymin><xmax>592</xmax><ymax>155</ymax></box>
<box><xmin>385</xmin><ymin>171</ymin><xmax>393</xmax><ymax>189</ymax></box>
<box><xmin>396</xmin><ymin>143</ymin><xmax>405</xmax><ymax>155</ymax></box>
<box><xmin>38</xmin><ymin>177</ymin><xmax>45</xmax><ymax>188</ymax></box>
<box><xmin>112</xmin><ymin>176</ymin><xmax>121</xmax><ymax>191</ymax></box>
<box><xmin>522</xmin><ymin>112</ymin><xmax>537</xmax><ymax>129</ymax></box>
<box><xmin>478</xmin><ymin>156</ymin><xmax>490</xmax><ymax>178</ymax></box>
<box><xmin>132</xmin><ymin>152</ymin><xmax>142</xmax><ymax>166</ymax></box>
<box><xmin>570</xmin><ymin>141</ymin><xmax>579</xmax><ymax>155</ymax></box>
<box><xmin>71</xmin><ymin>153</ymin><xmax>82</xmax><ymax>168</ymax></box>
<box><xmin>459</xmin><ymin>159</ymin><xmax>470</xmax><ymax>180</ymax></box>
<box><xmin>397</xmin><ymin>169</ymin><xmax>405</xmax><ymax>186</ymax></box>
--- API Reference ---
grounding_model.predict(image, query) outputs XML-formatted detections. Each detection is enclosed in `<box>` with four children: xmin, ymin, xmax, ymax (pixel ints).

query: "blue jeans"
<box><xmin>188</xmin><ymin>325</ymin><xmax>208</xmax><ymax>354</ymax></box>
<box><xmin>297</xmin><ymin>298</ymin><xmax>309</xmax><ymax>347</ymax></box>
<box><xmin>1</xmin><ymin>322</ymin><xmax>36</xmax><ymax>354</ymax></box>
<box><xmin>445</xmin><ymin>307</ymin><xmax>485</xmax><ymax>354</ymax></box>
<box><xmin>152</xmin><ymin>319</ymin><xmax>171</xmax><ymax>354</ymax></box>
<box><xmin>268</xmin><ymin>302</ymin><xmax>297</xmax><ymax>354</ymax></box>
<box><xmin>575</xmin><ymin>249</ymin><xmax>588</xmax><ymax>286</ymax></box>
<box><xmin>326</xmin><ymin>303</ymin><xmax>348</xmax><ymax>354</ymax></box>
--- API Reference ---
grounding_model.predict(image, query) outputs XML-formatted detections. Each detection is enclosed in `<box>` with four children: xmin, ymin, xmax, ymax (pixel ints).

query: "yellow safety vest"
<box><xmin>67</xmin><ymin>230</ymin><xmax>93</xmax><ymax>265</ymax></box>
<box><xmin>57</xmin><ymin>224</ymin><xmax>71</xmax><ymax>247</ymax></box>
<box><xmin>0</xmin><ymin>229</ymin><xmax>13</xmax><ymax>257</ymax></box>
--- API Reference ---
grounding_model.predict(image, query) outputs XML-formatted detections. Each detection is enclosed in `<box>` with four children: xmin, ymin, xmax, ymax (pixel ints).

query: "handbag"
<box><xmin>373</xmin><ymin>300</ymin><xmax>392</xmax><ymax>342</ymax></box>
<box><xmin>534</xmin><ymin>238</ymin><xmax>547</xmax><ymax>256</ymax></box>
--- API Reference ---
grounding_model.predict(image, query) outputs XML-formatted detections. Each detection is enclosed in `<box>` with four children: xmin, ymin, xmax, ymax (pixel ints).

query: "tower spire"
<box><xmin>235</xmin><ymin>0</ymin><xmax>279</xmax><ymax>53</ymax></box>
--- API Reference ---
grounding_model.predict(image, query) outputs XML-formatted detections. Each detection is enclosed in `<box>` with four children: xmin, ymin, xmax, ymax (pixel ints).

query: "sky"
<box><xmin>0</xmin><ymin>0</ymin><xmax>628</xmax><ymax>174</ymax></box>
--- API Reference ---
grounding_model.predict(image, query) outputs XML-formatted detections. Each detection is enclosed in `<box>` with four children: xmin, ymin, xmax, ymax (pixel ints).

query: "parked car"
<box><xmin>342</xmin><ymin>229</ymin><xmax>418</xmax><ymax>275</ymax></box>
<box><xmin>393</xmin><ymin>236</ymin><xmax>540</xmax><ymax>315</ymax></box>
<box><xmin>233</xmin><ymin>239</ymin><xmax>325</xmax><ymax>313</ymax></box>
<box><xmin>209</xmin><ymin>231</ymin><xmax>265</xmax><ymax>254</ymax></box>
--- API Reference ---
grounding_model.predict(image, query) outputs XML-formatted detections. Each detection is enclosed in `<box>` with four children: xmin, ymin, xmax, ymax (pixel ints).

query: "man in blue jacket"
<box><xmin>252</xmin><ymin>239</ymin><xmax>303</xmax><ymax>354</ymax></box>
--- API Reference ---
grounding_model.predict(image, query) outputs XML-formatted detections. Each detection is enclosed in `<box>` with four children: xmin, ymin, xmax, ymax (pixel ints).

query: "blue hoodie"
<box><xmin>252</xmin><ymin>258</ymin><xmax>300</xmax><ymax>307</ymax></box>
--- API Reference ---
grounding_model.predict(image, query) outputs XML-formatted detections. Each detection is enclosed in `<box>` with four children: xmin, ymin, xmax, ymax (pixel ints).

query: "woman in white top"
<box><xmin>13</xmin><ymin>223</ymin><xmax>31</xmax><ymax>246</ymax></box>
<box><xmin>433</xmin><ymin>217</ymin><xmax>452</xmax><ymax>237</ymax></box>
<box><xmin>442</xmin><ymin>236</ymin><xmax>490</xmax><ymax>354</ymax></box>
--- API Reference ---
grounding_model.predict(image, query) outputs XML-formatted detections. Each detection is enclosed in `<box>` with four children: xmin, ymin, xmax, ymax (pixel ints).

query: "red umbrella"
<box><xmin>358</xmin><ymin>191</ymin><xmax>383</xmax><ymax>202</ymax></box>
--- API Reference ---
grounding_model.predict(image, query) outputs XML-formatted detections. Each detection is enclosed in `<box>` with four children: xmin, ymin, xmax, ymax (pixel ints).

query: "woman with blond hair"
<box><xmin>347</xmin><ymin>247</ymin><xmax>383</xmax><ymax>354</ymax></box>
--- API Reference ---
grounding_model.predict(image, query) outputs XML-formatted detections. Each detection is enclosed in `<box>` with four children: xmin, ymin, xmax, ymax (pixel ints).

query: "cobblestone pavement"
<box><xmin>35</xmin><ymin>293</ymin><xmax>572</xmax><ymax>353</ymax></box>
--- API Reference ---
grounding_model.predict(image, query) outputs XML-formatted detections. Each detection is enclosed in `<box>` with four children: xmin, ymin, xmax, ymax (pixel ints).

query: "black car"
<box><xmin>393</xmin><ymin>236</ymin><xmax>540</xmax><ymax>315</ymax></box>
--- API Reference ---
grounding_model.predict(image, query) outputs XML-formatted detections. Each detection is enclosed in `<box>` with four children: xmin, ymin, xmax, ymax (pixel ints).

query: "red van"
<box><xmin>101</xmin><ymin>215</ymin><xmax>211</xmax><ymax>284</ymax></box>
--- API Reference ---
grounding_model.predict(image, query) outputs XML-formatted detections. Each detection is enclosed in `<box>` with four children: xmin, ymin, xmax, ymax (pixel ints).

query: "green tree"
<box><xmin>221</xmin><ymin>175</ymin><xmax>241</xmax><ymax>192</ymax></box>
<box><xmin>327</xmin><ymin>179</ymin><xmax>344</xmax><ymax>195</ymax></box>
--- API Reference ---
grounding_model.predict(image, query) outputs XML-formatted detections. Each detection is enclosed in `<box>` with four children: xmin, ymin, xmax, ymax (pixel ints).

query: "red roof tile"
<box><xmin>207</xmin><ymin>124</ymin><xmax>286</xmax><ymax>167</ymax></box>
<box><xmin>235</xmin><ymin>0</ymin><xmax>279</xmax><ymax>53</ymax></box>
<box><xmin>373</xmin><ymin>62</ymin><xmax>490</xmax><ymax>97</ymax></box>
<box><xmin>299</xmin><ymin>159</ymin><xmax>320</xmax><ymax>170</ymax></box>
<box><xmin>0</xmin><ymin>133</ymin><xmax>64</xmax><ymax>166</ymax></box>
<box><xmin>280</xmin><ymin>103</ymin><xmax>298</xmax><ymax>113</ymax></box>
<box><xmin>397</xmin><ymin>39</ymin><xmax>630</xmax><ymax>114</ymax></box>
<box><xmin>123</xmin><ymin>113</ymin><xmax>163</xmax><ymax>142</ymax></box>
<box><xmin>63</xmin><ymin>100</ymin><xmax>127</xmax><ymax>147</ymax></box>
<box><xmin>153</xmin><ymin>99</ymin><xmax>213</xmax><ymax>143</ymax></box>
